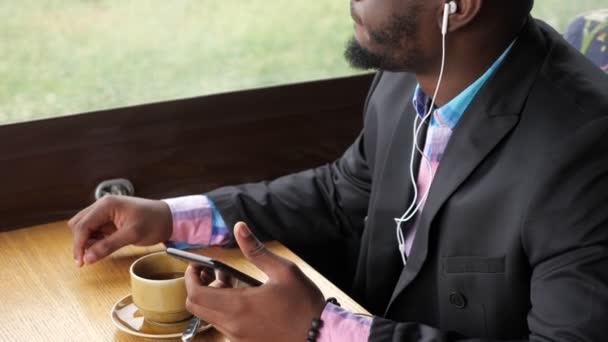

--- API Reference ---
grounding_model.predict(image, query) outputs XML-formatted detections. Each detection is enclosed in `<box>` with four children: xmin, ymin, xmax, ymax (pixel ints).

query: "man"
<box><xmin>69</xmin><ymin>0</ymin><xmax>608</xmax><ymax>340</ymax></box>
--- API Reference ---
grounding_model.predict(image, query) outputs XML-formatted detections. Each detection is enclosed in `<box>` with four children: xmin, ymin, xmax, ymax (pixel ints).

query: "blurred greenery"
<box><xmin>1</xmin><ymin>0</ymin><xmax>605</xmax><ymax>124</ymax></box>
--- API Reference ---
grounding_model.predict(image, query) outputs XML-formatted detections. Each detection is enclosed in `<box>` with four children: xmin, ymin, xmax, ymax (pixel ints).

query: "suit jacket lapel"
<box><xmin>363</xmin><ymin>73</ymin><xmax>420</xmax><ymax>313</ymax></box>
<box><xmin>385</xmin><ymin>17</ymin><xmax>546</xmax><ymax>312</ymax></box>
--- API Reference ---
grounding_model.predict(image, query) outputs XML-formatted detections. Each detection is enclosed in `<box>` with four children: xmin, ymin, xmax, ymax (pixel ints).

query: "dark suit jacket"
<box><xmin>208</xmin><ymin>18</ymin><xmax>608</xmax><ymax>341</ymax></box>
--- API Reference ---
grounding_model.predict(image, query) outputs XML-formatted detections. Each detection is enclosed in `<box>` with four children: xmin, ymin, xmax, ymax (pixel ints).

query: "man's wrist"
<box><xmin>158</xmin><ymin>200</ymin><xmax>174</xmax><ymax>242</ymax></box>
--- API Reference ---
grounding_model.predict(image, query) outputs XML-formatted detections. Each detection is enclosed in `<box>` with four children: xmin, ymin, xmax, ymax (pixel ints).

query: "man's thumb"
<box><xmin>234</xmin><ymin>222</ymin><xmax>283</xmax><ymax>278</ymax></box>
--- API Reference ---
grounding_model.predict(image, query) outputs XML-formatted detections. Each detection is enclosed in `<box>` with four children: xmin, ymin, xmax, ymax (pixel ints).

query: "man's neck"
<box><xmin>415</xmin><ymin>24</ymin><xmax>523</xmax><ymax>107</ymax></box>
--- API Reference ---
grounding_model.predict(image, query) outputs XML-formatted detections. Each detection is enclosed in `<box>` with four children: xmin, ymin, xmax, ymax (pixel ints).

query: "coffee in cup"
<box><xmin>130</xmin><ymin>251</ymin><xmax>191</xmax><ymax>324</ymax></box>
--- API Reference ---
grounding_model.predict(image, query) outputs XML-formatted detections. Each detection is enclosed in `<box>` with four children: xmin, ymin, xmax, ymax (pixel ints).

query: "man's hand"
<box><xmin>185</xmin><ymin>222</ymin><xmax>327</xmax><ymax>342</ymax></box>
<box><xmin>68</xmin><ymin>195</ymin><xmax>173</xmax><ymax>267</ymax></box>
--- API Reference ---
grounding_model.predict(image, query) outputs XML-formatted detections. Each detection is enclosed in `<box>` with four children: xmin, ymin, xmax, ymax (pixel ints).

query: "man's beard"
<box><xmin>344</xmin><ymin>38</ymin><xmax>387</xmax><ymax>70</ymax></box>
<box><xmin>344</xmin><ymin>7</ymin><xmax>421</xmax><ymax>71</ymax></box>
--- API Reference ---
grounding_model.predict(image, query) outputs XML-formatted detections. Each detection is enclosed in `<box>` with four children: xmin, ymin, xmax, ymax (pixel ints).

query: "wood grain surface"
<box><xmin>0</xmin><ymin>222</ymin><xmax>369</xmax><ymax>341</ymax></box>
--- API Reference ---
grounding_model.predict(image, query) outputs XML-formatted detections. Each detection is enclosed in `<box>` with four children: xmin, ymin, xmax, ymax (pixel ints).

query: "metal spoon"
<box><xmin>181</xmin><ymin>316</ymin><xmax>201</xmax><ymax>342</ymax></box>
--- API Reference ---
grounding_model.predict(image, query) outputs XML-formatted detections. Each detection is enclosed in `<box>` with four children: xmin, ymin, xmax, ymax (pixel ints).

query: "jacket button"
<box><xmin>449</xmin><ymin>292</ymin><xmax>467</xmax><ymax>309</ymax></box>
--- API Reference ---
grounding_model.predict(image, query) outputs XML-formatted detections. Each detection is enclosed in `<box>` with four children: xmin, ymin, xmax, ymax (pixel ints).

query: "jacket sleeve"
<box><xmin>206</xmin><ymin>72</ymin><xmax>383</xmax><ymax>249</ymax></box>
<box><xmin>206</xmin><ymin>131</ymin><xmax>372</xmax><ymax>248</ymax></box>
<box><xmin>368</xmin><ymin>117</ymin><xmax>608</xmax><ymax>341</ymax></box>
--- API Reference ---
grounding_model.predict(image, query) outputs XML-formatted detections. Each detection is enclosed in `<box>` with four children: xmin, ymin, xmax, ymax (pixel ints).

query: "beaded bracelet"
<box><xmin>306</xmin><ymin>318</ymin><xmax>323</xmax><ymax>342</ymax></box>
<box><xmin>326</xmin><ymin>297</ymin><xmax>340</xmax><ymax>307</ymax></box>
<box><xmin>306</xmin><ymin>298</ymin><xmax>340</xmax><ymax>342</ymax></box>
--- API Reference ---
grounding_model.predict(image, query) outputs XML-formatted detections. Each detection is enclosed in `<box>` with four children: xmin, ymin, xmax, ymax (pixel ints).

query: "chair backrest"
<box><xmin>564</xmin><ymin>9</ymin><xmax>608</xmax><ymax>72</ymax></box>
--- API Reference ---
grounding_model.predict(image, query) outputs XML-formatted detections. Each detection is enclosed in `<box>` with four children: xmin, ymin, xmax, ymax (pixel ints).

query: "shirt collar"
<box><xmin>412</xmin><ymin>41</ymin><xmax>515</xmax><ymax>129</ymax></box>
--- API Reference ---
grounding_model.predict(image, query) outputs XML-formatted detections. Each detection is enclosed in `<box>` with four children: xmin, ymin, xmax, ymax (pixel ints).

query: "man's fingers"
<box><xmin>184</xmin><ymin>297</ymin><xmax>226</xmax><ymax>330</ymax></box>
<box><xmin>233</xmin><ymin>222</ymin><xmax>286</xmax><ymax>279</ymax></box>
<box><xmin>198</xmin><ymin>266</ymin><xmax>216</xmax><ymax>285</ymax></box>
<box><xmin>72</xmin><ymin>223</ymin><xmax>94</xmax><ymax>266</ymax></box>
<box><xmin>185</xmin><ymin>265</ymin><xmax>245</xmax><ymax>312</ymax></box>
<box><xmin>187</xmin><ymin>301</ymin><xmax>247</xmax><ymax>342</ymax></box>
<box><xmin>71</xmin><ymin>198</ymin><xmax>117</xmax><ymax>266</ymax></box>
<box><xmin>83</xmin><ymin>228</ymin><xmax>132</xmax><ymax>264</ymax></box>
<box><xmin>69</xmin><ymin>205</ymin><xmax>98</xmax><ymax>264</ymax></box>
<box><xmin>215</xmin><ymin>270</ymin><xmax>235</xmax><ymax>287</ymax></box>
<box><xmin>186</xmin><ymin>264</ymin><xmax>204</xmax><ymax>287</ymax></box>
<box><xmin>68</xmin><ymin>201</ymin><xmax>97</xmax><ymax>229</ymax></box>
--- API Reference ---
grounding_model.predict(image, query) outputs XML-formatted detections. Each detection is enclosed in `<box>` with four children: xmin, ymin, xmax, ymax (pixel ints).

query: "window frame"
<box><xmin>0</xmin><ymin>74</ymin><xmax>373</xmax><ymax>231</ymax></box>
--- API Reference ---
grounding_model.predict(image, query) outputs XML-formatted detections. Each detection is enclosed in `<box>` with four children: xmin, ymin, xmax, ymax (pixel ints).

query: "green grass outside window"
<box><xmin>1</xmin><ymin>0</ymin><xmax>604</xmax><ymax>124</ymax></box>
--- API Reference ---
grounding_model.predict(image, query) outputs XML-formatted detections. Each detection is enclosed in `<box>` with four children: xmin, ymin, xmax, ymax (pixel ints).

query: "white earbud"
<box><xmin>448</xmin><ymin>1</ymin><xmax>458</xmax><ymax>14</ymax></box>
<box><xmin>442</xmin><ymin>1</ymin><xmax>457</xmax><ymax>35</ymax></box>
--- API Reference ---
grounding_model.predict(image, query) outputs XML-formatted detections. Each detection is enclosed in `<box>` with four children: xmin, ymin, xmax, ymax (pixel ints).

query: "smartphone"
<box><xmin>166</xmin><ymin>248</ymin><xmax>263</xmax><ymax>286</ymax></box>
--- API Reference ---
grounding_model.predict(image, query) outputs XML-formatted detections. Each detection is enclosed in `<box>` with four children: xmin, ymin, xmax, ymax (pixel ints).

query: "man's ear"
<box><xmin>437</xmin><ymin>0</ymin><xmax>483</xmax><ymax>33</ymax></box>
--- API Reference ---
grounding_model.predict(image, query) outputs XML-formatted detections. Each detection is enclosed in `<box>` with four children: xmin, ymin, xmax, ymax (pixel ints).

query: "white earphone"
<box><xmin>443</xmin><ymin>1</ymin><xmax>458</xmax><ymax>34</ymax></box>
<box><xmin>394</xmin><ymin>0</ymin><xmax>457</xmax><ymax>267</ymax></box>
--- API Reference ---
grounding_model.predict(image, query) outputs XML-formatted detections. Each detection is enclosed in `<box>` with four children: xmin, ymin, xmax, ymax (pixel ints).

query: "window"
<box><xmin>1</xmin><ymin>1</ymin><xmax>604</xmax><ymax>125</ymax></box>
<box><xmin>1</xmin><ymin>1</ymin><xmax>358</xmax><ymax>125</ymax></box>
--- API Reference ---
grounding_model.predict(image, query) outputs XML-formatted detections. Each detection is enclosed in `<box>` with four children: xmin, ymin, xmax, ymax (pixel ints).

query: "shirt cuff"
<box><xmin>162</xmin><ymin>195</ymin><xmax>231</xmax><ymax>247</ymax></box>
<box><xmin>317</xmin><ymin>303</ymin><xmax>372</xmax><ymax>342</ymax></box>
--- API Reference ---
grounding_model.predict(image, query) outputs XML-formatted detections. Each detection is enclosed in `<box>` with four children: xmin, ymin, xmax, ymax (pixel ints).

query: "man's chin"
<box><xmin>344</xmin><ymin>37</ymin><xmax>383</xmax><ymax>70</ymax></box>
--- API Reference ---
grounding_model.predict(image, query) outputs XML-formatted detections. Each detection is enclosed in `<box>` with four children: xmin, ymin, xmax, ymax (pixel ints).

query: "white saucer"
<box><xmin>110</xmin><ymin>294</ymin><xmax>212</xmax><ymax>339</ymax></box>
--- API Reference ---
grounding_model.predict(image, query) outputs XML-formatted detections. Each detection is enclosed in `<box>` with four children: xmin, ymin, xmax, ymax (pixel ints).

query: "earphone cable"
<box><xmin>394</xmin><ymin>13</ymin><xmax>449</xmax><ymax>266</ymax></box>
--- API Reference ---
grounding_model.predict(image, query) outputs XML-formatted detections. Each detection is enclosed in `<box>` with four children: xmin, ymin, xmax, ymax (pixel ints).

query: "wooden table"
<box><xmin>0</xmin><ymin>222</ymin><xmax>368</xmax><ymax>341</ymax></box>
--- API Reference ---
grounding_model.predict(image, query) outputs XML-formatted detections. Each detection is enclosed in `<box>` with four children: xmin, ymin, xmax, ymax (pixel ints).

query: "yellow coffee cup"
<box><xmin>130</xmin><ymin>251</ymin><xmax>191</xmax><ymax>323</ymax></box>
